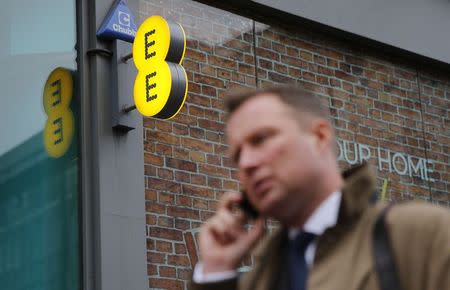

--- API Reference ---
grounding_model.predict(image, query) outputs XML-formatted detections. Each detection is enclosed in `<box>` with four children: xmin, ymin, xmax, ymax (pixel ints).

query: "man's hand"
<box><xmin>198</xmin><ymin>191</ymin><xmax>265</xmax><ymax>274</ymax></box>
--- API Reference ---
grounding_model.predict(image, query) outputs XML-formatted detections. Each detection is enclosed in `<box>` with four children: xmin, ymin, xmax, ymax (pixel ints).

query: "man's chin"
<box><xmin>258</xmin><ymin>194</ymin><xmax>285</xmax><ymax>219</ymax></box>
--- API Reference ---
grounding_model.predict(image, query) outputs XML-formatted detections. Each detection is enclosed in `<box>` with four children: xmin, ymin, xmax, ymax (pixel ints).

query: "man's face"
<box><xmin>226</xmin><ymin>94</ymin><xmax>325</xmax><ymax>220</ymax></box>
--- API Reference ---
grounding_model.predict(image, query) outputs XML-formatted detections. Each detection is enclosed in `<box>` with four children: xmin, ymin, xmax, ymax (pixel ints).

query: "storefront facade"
<box><xmin>0</xmin><ymin>0</ymin><xmax>448</xmax><ymax>289</ymax></box>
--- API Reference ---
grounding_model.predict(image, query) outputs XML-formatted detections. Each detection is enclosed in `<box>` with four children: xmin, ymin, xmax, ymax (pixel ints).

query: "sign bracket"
<box><xmin>111</xmin><ymin>39</ymin><xmax>138</xmax><ymax>132</ymax></box>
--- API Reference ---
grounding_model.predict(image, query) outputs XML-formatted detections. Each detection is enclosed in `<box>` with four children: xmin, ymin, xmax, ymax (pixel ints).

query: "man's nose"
<box><xmin>238</xmin><ymin>146</ymin><xmax>260</xmax><ymax>174</ymax></box>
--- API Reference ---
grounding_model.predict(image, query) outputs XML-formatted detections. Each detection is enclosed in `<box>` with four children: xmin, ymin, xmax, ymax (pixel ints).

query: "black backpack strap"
<box><xmin>373</xmin><ymin>204</ymin><xmax>402</xmax><ymax>290</ymax></box>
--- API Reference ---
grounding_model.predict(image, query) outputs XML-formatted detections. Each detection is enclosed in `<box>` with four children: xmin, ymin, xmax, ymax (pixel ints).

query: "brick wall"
<box><xmin>139</xmin><ymin>0</ymin><xmax>449</xmax><ymax>289</ymax></box>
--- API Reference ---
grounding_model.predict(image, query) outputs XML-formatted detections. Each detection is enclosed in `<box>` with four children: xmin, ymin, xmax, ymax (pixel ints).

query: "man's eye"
<box><xmin>251</xmin><ymin>133</ymin><xmax>268</xmax><ymax>145</ymax></box>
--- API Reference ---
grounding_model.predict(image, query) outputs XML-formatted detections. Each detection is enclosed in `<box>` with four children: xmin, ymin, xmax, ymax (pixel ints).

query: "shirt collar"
<box><xmin>289</xmin><ymin>191</ymin><xmax>342</xmax><ymax>239</ymax></box>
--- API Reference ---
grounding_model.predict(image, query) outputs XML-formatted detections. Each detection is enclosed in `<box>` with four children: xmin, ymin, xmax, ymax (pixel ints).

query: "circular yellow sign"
<box><xmin>134</xmin><ymin>60</ymin><xmax>172</xmax><ymax>116</ymax></box>
<box><xmin>43</xmin><ymin>67</ymin><xmax>73</xmax><ymax>115</ymax></box>
<box><xmin>133</xmin><ymin>15</ymin><xmax>186</xmax><ymax>70</ymax></box>
<box><xmin>133</xmin><ymin>15</ymin><xmax>188</xmax><ymax>119</ymax></box>
<box><xmin>133</xmin><ymin>15</ymin><xmax>171</xmax><ymax>70</ymax></box>
<box><xmin>44</xmin><ymin>110</ymin><xmax>75</xmax><ymax>158</ymax></box>
<box><xmin>42</xmin><ymin>67</ymin><xmax>74</xmax><ymax>158</ymax></box>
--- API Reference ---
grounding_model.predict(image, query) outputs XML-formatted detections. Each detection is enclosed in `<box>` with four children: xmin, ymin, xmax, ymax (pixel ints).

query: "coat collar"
<box><xmin>253</xmin><ymin>162</ymin><xmax>377</xmax><ymax>258</ymax></box>
<box><xmin>338</xmin><ymin>162</ymin><xmax>377</xmax><ymax>223</ymax></box>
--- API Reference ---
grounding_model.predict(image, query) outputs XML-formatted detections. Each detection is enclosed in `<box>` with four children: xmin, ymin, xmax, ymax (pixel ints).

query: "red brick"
<box><xmin>200</xmin><ymin>64</ymin><xmax>216</xmax><ymax>75</ymax></box>
<box><xmin>188</xmin><ymin>105</ymin><xmax>204</xmax><ymax>117</ymax></box>
<box><xmin>192</xmin><ymin>198</ymin><xmax>208</xmax><ymax>210</ymax></box>
<box><xmin>147</xmin><ymin>131</ymin><xmax>180</xmax><ymax>146</ymax></box>
<box><xmin>195</xmin><ymin>74</ymin><xmax>226</xmax><ymax>88</ymax></box>
<box><xmin>199</xmin><ymin>164</ymin><xmax>230</xmax><ymax>178</ymax></box>
<box><xmin>155</xmin><ymin>120</ymin><xmax>172</xmax><ymax>132</ymax></box>
<box><xmin>144</xmin><ymin>153</ymin><xmax>163</xmax><ymax>166</ymax></box>
<box><xmin>145</xmin><ymin>189</ymin><xmax>157</xmax><ymax>201</ymax></box>
<box><xmin>198</xmin><ymin>119</ymin><xmax>225</xmax><ymax>131</ymax></box>
<box><xmin>155</xmin><ymin>143</ymin><xmax>172</xmax><ymax>156</ymax></box>
<box><xmin>191</xmin><ymin>174</ymin><xmax>207</xmax><ymax>185</ymax></box>
<box><xmin>173</xmin><ymin>124</ymin><xmax>188</xmax><ymax>135</ymax></box>
<box><xmin>168</xmin><ymin>255</ymin><xmax>191</xmax><ymax>267</ymax></box>
<box><xmin>335</xmin><ymin>70</ymin><xmax>358</xmax><ymax>83</ymax></box>
<box><xmin>374</xmin><ymin>101</ymin><xmax>398</xmax><ymax>113</ymax></box>
<box><xmin>167</xmin><ymin>206</ymin><xmax>200</xmax><ymax>220</ymax></box>
<box><xmin>182</xmin><ymin>184</ymin><xmax>214</xmax><ymax>198</ymax></box>
<box><xmin>144</xmin><ymin>165</ymin><xmax>156</xmax><ymax>177</ymax></box>
<box><xmin>318</xmin><ymin>47</ymin><xmax>344</xmax><ymax>60</ymax></box>
<box><xmin>217</xmin><ymin>68</ymin><xmax>232</xmax><ymax>80</ymax></box>
<box><xmin>175</xmin><ymin>113</ymin><xmax>197</xmax><ymax>126</ymax></box>
<box><xmin>146</xmin><ymin>214</ymin><xmax>157</xmax><ymax>226</ymax></box>
<box><xmin>158</xmin><ymin>168</ymin><xmax>174</xmax><ymax>180</ymax></box>
<box><xmin>281</xmin><ymin>55</ymin><xmax>308</xmax><ymax>69</ymax></box>
<box><xmin>185</xmin><ymin>48</ymin><xmax>206</xmax><ymax>62</ymax></box>
<box><xmin>145</xmin><ymin>201</ymin><xmax>166</xmax><ymax>214</ymax></box>
<box><xmin>327</xmin><ymin>58</ymin><xmax>339</xmax><ymax>68</ymax></box>
<box><xmin>208</xmin><ymin>55</ymin><xmax>237</xmax><ymax>70</ymax></box>
<box><xmin>205</xmin><ymin>131</ymin><xmax>221</xmax><ymax>142</ymax></box>
<box><xmin>173</xmin><ymin>147</ymin><xmax>190</xmax><ymax>159</ymax></box>
<box><xmin>175</xmin><ymin>171</ymin><xmax>191</xmax><ymax>183</ymax></box>
<box><xmin>287</xmin><ymin>67</ymin><xmax>302</xmax><ymax>79</ymax></box>
<box><xmin>147</xmin><ymin>178</ymin><xmax>181</xmax><ymax>193</ymax></box>
<box><xmin>181</xmin><ymin>137</ymin><xmax>213</xmax><ymax>153</ymax></box>
<box><xmin>399</xmin><ymin>108</ymin><xmax>421</xmax><ymax>119</ymax></box>
<box><xmin>159</xmin><ymin>266</ymin><xmax>177</xmax><ymax>278</ymax></box>
<box><xmin>147</xmin><ymin>264</ymin><xmax>157</xmax><ymax>276</ymax></box>
<box><xmin>174</xmin><ymin>243</ymin><xmax>187</xmax><ymax>255</ymax></box>
<box><xmin>166</xmin><ymin>157</ymin><xmax>197</xmax><ymax>172</ymax></box>
<box><xmin>189</xmin><ymin>94</ymin><xmax>211</xmax><ymax>107</ymax></box>
<box><xmin>202</xmin><ymin>85</ymin><xmax>217</xmax><ymax>97</ymax></box>
<box><xmin>223</xmin><ymin>180</ymin><xmax>239</xmax><ymax>191</ymax></box>
<box><xmin>157</xmin><ymin>216</ymin><xmax>174</xmax><ymax>228</ymax></box>
<box><xmin>156</xmin><ymin>240</ymin><xmax>173</xmax><ymax>253</ymax></box>
<box><xmin>183</xmin><ymin>59</ymin><xmax>200</xmax><ymax>72</ymax></box>
<box><xmin>207</xmin><ymin>176</ymin><xmax>222</xmax><ymax>188</ymax></box>
<box><xmin>159</xmin><ymin>192</ymin><xmax>175</xmax><ymax>205</ymax></box>
<box><xmin>302</xmin><ymin>71</ymin><xmax>315</xmax><ymax>82</ymax></box>
<box><xmin>149</xmin><ymin>278</ymin><xmax>183</xmax><ymax>290</ymax></box>
<box><xmin>339</xmin><ymin>62</ymin><xmax>351</xmax><ymax>73</ymax></box>
<box><xmin>149</xmin><ymin>227</ymin><xmax>183</xmax><ymax>241</ymax></box>
<box><xmin>147</xmin><ymin>251</ymin><xmax>165</xmax><ymax>264</ymax></box>
<box><xmin>147</xmin><ymin>238</ymin><xmax>155</xmax><ymax>251</ymax></box>
<box><xmin>189</xmin><ymin>127</ymin><xmax>205</xmax><ymax>139</ymax></box>
<box><xmin>175</xmin><ymin>219</ymin><xmax>191</xmax><ymax>230</ymax></box>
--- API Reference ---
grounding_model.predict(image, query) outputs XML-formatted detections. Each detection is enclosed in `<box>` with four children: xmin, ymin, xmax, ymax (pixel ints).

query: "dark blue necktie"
<box><xmin>288</xmin><ymin>232</ymin><xmax>316</xmax><ymax>290</ymax></box>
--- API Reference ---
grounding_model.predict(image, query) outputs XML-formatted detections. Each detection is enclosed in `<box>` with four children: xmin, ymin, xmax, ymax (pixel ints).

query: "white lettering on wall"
<box><xmin>336</xmin><ymin>139</ymin><xmax>435</xmax><ymax>181</ymax></box>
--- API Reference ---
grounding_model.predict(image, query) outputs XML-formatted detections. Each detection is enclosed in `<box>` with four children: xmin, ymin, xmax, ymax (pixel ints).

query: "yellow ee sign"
<box><xmin>132</xmin><ymin>15</ymin><xmax>188</xmax><ymax>119</ymax></box>
<box><xmin>43</xmin><ymin>67</ymin><xmax>75</xmax><ymax>158</ymax></box>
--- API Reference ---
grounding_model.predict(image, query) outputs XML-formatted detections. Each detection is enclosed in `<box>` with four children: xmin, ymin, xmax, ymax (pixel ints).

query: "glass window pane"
<box><xmin>254</xmin><ymin>20</ymin><xmax>436</xmax><ymax>203</ymax></box>
<box><xmin>419</xmin><ymin>75</ymin><xmax>450</xmax><ymax>206</ymax></box>
<box><xmin>0</xmin><ymin>1</ymin><xmax>79</xmax><ymax>290</ymax></box>
<box><xmin>138</xmin><ymin>0</ymin><xmax>254</xmax><ymax>286</ymax></box>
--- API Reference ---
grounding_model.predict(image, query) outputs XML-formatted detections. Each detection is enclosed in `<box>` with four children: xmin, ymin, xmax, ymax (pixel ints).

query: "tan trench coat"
<box><xmin>190</xmin><ymin>163</ymin><xmax>450</xmax><ymax>290</ymax></box>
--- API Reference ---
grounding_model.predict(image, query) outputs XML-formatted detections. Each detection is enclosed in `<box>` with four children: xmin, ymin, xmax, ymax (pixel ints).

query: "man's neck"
<box><xmin>287</xmin><ymin>171</ymin><xmax>344</xmax><ymax>229</ymax></box>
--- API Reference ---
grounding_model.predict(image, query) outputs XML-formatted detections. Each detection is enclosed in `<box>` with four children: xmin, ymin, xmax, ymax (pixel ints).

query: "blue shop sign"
<box><xmin>97</xmin><ymin>0</ymin><xmax>137</xmax><ymax>43</ymax></box>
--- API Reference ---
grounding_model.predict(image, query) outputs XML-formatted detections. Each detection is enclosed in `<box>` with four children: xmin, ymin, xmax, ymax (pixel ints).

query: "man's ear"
<box><xmin>311</xmin><ymin>119</ymin><xmax>333</xmax><ymax>151</ymax></box>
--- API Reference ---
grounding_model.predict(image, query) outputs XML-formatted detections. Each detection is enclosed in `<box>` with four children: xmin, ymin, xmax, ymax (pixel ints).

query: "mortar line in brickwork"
<box><xmin>415</xmin><ymin>68</ymin><xmax>434</xmax><ymax>204</ymax></box>
<box><xmin>252</xmin><ymin>20</ymin><xmax>259</xmax><ymax>88</ymax></box>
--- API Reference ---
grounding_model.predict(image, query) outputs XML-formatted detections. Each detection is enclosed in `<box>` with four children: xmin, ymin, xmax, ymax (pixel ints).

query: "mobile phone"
<box><xmin>239</xmin><ymin>190</ymin><xmax>259</xmax><ymax>219</ymax></box>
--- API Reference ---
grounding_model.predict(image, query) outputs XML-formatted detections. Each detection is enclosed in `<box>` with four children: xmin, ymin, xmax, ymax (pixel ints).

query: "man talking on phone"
<box><xmin>189</xmin><ymin>86</ymin><xmax>450</xmax><ymax>290</ymax></box>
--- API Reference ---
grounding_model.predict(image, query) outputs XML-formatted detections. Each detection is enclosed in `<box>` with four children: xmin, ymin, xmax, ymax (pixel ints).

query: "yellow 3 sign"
<box><xmin>43</xmin><ymin>68</ymin><xmax>75</xmax><ymax>158</ymax></box>
<box><xmin>132</xmin><ymin>15</ymin><xmax>188</xmax><ymax>119</ymax></box>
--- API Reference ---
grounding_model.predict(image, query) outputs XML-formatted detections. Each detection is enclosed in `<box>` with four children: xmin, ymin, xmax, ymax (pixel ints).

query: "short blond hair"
<box><xmin>225</xmin><ymin>85</ymin><xmax>329</xmax><ymax>124</ymax></box>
